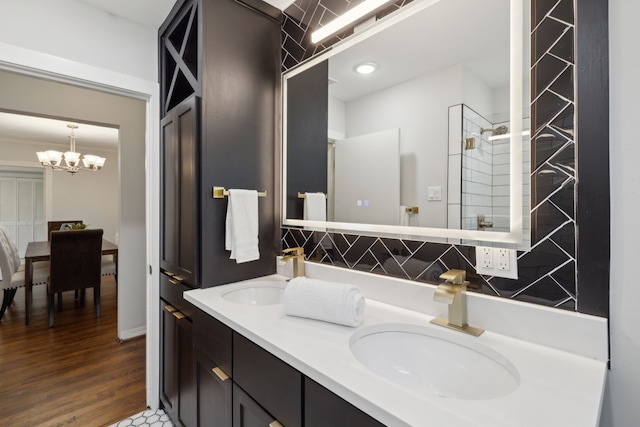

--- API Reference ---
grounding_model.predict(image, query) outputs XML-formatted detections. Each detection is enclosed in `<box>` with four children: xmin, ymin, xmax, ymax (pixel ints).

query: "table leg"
<box><xmin>25</xmin><ymin>258</ymin><xmax>32</xmax><ymax>325</ymax></box>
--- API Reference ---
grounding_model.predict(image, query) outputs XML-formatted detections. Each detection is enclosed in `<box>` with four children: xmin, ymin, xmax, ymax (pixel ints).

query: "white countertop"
<box><xmin>185</xmin><ymin>274</ymin><xmax>607</xmax><ymax>427</ymax></box>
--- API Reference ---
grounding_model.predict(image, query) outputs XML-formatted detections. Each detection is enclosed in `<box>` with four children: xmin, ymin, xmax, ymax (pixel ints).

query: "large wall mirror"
<box><xmin>282</xmin><ymin>0</ymin><xmax>530</xmax><ymax>249</ymax></box>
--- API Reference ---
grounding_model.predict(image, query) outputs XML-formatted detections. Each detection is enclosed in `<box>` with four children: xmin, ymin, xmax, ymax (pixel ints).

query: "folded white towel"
<box><xmin>225</xmin><ymin>189</ymin><xmax>259</xmax><ymax>263</ymax></box>
<box><xmin>283</xmin><ymin>277</ymin><xmax>366</xmax><ymax>327</ymax></box>
<box><xmin>303</xmin><ymin>192</ymin><xmax>326</xmax><ymax>221</ymax></box>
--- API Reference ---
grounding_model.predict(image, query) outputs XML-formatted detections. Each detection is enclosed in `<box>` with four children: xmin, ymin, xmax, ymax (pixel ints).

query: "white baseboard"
<box><xmin>118</xmin><ymin>325</ymin><xmax>146</xmax><ymax>341</ymax></box>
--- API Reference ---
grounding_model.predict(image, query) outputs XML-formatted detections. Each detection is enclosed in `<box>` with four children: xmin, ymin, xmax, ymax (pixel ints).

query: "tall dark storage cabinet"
<box><xmin>159</xmin><ymin>0</ymin><xmax>281</xmax><ymax>424</ymax></box>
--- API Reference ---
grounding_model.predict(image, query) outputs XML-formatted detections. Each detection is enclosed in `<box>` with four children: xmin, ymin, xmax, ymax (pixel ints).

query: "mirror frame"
<box><xmin>281</xmin><ymin>0</ymin><xmax>527</xmax><ymax>248</ymax></box>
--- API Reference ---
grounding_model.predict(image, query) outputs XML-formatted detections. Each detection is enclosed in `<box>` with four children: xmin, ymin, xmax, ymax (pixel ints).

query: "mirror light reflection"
<box><xmin>282</xmin><ymin>0</ymin><xmax>530</xmax><ymax>249</ymax></box>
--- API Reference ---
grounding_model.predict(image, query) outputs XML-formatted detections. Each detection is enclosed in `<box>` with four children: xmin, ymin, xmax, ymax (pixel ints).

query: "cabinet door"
<box><xmin>304</xmin><ymin>378</ymin><xmax>385</xmax><ymax>427</ymax></box>
<box><xmin>159</xmin><ymin>300</ymin><xmax>196</xmax><ymax>427</ymax></box>
<box><xmin>196</xmin><ymin>349</ymin><xmax>232</xmax><ymax>427</ymax></box>
<box><xmin>233</xmin><ymin>384</ymin><xmax>279</xmax><ymax>427</ymax></box>
<box><xmin>177</xmin><ymin>313</ymin><xmax>196</xmax><ymax>427</ymax></box>
<box><xmin>160</xmin><ymin>95</ymin><xmax>199</xmax><ymax>286</ymax></box>
<box><xmin>160</xmin><ymin>302</ymin><xmax>178</xmax><ymax>418</ymax></box>
<box><xmin>233</xmin><ymin>333</ymin><xmax>301</xmax><ymax>427</ymax></box>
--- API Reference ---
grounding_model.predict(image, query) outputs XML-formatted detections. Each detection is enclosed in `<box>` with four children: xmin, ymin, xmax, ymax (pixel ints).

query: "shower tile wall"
<box><xmin>281</xmin><ymin>0</ymin><xmax>601</xmax><ymax>315</ymax></box>
<box><xmin>461</xmin><ymin>106</ymin><xmax>497</xmax><ymax>232</ymax></box>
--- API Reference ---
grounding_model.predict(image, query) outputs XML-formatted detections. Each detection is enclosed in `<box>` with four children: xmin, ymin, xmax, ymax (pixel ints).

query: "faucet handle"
<box><xmin>282</xmin><ymin>247</ymin><xmax>304</xmax><ymax>256</ymax></box>
<box><xmin>439</xmin><ymin>269</ymin><xmax>466</xmax><ymax>285</ymax></box>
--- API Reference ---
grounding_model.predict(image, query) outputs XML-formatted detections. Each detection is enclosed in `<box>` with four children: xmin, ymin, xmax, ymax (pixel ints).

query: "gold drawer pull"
<box><xmin>173</xmin><ymin>275</ymin><xmax>185</xmax><ymax>282</ymax></box>
<box><xmin>164</xmin><ymin>305</ymin><xmax>177</xmax><ymax>313</ymax></box>
<box><xmin>172</xmin><ymin>311</ymin><xmax>186</xmax><ymax>320</ymax></box>
<box><xmin>211</xmin><ymin>366</ymin><xmax>229</xmax><ymax>381</ymax></box>
<box><xmin>168</xmin><ymin>278</ymin><xmax>180</xmax><ymax>285</ymax></box>
<box><xmin>269</xmin><ymin>421</ymin><xmax>283</xmax><ymax>427</ymax></box>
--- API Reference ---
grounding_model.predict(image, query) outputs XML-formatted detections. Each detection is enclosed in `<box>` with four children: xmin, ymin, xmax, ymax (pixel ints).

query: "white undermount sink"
<box><xmin>350</xmin><ymin>323</ymin><xmax>520</xmax><ymax>400</ymax></box>
<box><xmin>221</xmin><ymin>280</ymin><xmax>286</xmax><ymax>305</ymax></box>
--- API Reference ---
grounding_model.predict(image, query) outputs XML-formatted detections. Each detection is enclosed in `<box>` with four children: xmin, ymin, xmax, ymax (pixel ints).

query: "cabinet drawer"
<box><xmin>193</xmin><ymin>308</ymin><xmax>232</xmax><ymax>376</ymax></box>
<box><xmin>196</xmin><ymin>349</ymin><xmax>232</xmax><ymax>427</ymax></box>
<box><xmin>161</xmin><ymin>272</ymin><xmax>195</xmax><ymax>317</ymax></box>
<box><xmin>304</xmin><ymin>377</ymin><xmax>385</xmax><ymax>427</ymax></box>
<box><xmin>233</xmin><ymin>333</ymin><xmax>302</xmax><ymax>427</ymax></box>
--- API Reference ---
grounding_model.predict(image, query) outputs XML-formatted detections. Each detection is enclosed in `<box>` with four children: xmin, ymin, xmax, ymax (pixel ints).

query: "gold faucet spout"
<box><xmin>281</xmin><ymin>247</ymin><xmax>305</xmax><ymax>278</ymax></box>
<box><xmin>430</xmin><ymin>269</ymin><xmax>484</xmax><ymax>336</ymax></box>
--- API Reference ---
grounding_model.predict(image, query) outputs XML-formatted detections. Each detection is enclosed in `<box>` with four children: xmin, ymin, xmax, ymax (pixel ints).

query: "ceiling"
<box><xmin>77</xmin><ymin>0</ymin><xmax>295</xmax><ymax>27</ymax></box>
<box><xmin>0</xmin><ymin>112</ymin><xmax>119</xmax><ymax>151</ymax></box>
<box><xmin>77</xmin><ymin>0</ymin><xmax>179</xmax><ymax>28</ymax></box>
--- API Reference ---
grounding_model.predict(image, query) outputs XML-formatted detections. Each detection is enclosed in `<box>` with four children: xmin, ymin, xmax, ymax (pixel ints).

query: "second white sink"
<box><xmin>350</xmin><ymin>323</ymin><xmax>520</xmax><ymax>400</ymax></box>
<box><xmin>221</xmin><ymin>281</ymin><xmax>286</xmax><ymax>305</ymax></box>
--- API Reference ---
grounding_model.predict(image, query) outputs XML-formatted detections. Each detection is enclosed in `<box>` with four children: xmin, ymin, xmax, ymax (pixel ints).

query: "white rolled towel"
<box><xmin>283</xmin><ymin>277</ymin><xmax>366</xmax><ymax>327</ymax></box>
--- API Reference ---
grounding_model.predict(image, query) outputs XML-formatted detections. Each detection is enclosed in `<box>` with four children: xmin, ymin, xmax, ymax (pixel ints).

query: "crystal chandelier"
<box><xmin>36</xmin><ymin>124</ymin><xmax>106</xmax><ymax>174</ymax></box>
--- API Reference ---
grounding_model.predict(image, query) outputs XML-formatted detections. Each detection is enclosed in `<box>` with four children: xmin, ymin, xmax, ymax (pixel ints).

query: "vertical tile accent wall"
<box><xmin>281</xmin><ymin>0</ymin><xmax>607</xmax><ymax>317</ymax></box>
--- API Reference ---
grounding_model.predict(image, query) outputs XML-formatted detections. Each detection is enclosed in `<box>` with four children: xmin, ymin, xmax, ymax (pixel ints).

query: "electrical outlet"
<box><xmin>481</xmin><ymin>247</ymin><xmax>493</xmax><ymax>269</ymax></box>
<box><xmin>475</xmin><ymin>246</ymin><xmax>494</xmax><ymax>275</ymax></box>
<box><xmin>497</xmin><ymin>248</ymin><xmax>510</xmax><ymax>270</ymax></box>
<box><xmin>475</xmin><ymin>247</ymin><xmax>519</xmax><ymax>279</ymax></box>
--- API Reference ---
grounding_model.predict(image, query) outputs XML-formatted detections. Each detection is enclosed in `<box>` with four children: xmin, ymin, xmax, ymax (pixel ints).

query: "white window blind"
<box><xmin>0</xmin><ymin>168</ymin><xmax>46</xmax><ymax>259</ymax></box>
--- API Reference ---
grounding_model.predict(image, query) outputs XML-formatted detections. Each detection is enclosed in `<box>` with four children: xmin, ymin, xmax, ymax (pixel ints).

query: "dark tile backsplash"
<box><xmin>281</xmin><ymin>0</ymin><xmax>606</xmax><ymax>316</ymax></box>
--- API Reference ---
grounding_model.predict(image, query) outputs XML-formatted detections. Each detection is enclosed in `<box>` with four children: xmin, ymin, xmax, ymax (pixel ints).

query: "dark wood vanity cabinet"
<box><xmin>193</xmin><ymin>308</ymin><xmax>233</xmax><ymax>427</ymax></box>
<box><xmin>232</xmin><ymin>384</ymin><xmax>279</xmax><ymax>427</ymax></box>
<box><xmin>187</xmin><ymin>305</ymin><xmax>387</xmax><ymax>427</ymax></box>
<box><xmin>304</xmin><ymin>378</ymin><xmax>385</xmax><ymax>427</ymax></box>
<box><xmin>160</xmin><ymin>274</ymin><xmax>197</xmax><ymax>427</ymax></box>
<box><xmin>233</xmin><ymin>333</ymin><xmax>302</xmax><ymax>427</ymax></box>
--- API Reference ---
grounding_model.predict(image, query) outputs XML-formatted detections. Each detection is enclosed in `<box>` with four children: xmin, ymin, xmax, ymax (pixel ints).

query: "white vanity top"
<box><xmin>185</xmin><ymin>268</ymin><xmax>607</xmax><ymax>427</ymax></box>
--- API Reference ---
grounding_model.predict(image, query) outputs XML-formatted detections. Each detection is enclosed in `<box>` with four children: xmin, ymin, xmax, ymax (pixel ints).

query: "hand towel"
<box><xmin>283</xmin><ymin>277</ymin><xmax>366</xmax><ymax>327</ymax></box>
<box><xmin>225</xmin><ymin>189</ymin><xmax>259</xmax><ymax>263</ymax></box>
<box><xmin>303</xmin><ymin>192</ymin><xmax>326</xmax><ymax>221</ymax></box>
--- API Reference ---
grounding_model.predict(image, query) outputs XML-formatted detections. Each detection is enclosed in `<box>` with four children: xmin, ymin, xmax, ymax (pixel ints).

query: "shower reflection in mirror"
<box><xmin>447</xmin><ymin>104</ymin><xmax>530</xmax><ymax>247</ymax></box>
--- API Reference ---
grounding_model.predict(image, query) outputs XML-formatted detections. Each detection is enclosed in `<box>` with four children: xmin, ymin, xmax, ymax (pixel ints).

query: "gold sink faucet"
<box><xmin>280</xmin><ymin>247</ymin><xmax>305</xmax><ymax>278</ymax></box>
<box><xmin>430</xmin><ymin>269</ymin><xmax>484</xmax><ymax>336</ymax></box>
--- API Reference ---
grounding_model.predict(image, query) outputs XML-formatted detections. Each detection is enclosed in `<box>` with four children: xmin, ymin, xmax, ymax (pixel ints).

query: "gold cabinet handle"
<box><xmin>211</xmin><ymin>366</ymin><xmax>229</xmax><ymax>381</ymax></box>
<box><xmin>168</xmin><ymin>278</ymin><xmax>180</xmax><ymax>285</ymax></box>
<box><xmin>172</xmin><ymin>311</ymin><xmax>186</xmax><ymax>320</ymax></box>
<box><xmin>268</xmin><ymin>422</ymin><xmax>283</xmax><ymax>427</ymax></box>
<box><xmin>164</xmin><ymin>305</ymin><xmax>177</xmax><ymax>313</ymax></box>
<box><xmin>173</xmin><ymin>275</ymin><xmax>185</xmax><ymax>282</ymax></box>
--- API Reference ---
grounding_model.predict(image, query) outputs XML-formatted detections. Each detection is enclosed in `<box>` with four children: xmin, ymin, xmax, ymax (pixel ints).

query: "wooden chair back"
<box><xmin>48</xmin><ymin>229</ymin><xmax>102</xmax><ymax>294</ymax></box>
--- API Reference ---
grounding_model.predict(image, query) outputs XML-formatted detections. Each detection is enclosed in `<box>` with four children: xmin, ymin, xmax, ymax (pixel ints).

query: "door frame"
<box><xmin>0</xmin><ymin>43</ymin><xmax>161</xmax><ymax>409</ymax></box>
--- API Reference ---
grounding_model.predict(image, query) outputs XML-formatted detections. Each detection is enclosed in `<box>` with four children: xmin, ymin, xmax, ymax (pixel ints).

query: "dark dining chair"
<box><xmin>48</xmin><ymin>228</ymin><xmax>103</xmax><ymax>327</ymax></box>
<box><xmin>0</xmin><ymin>226</ymin><xmax>49</xmax><ymax>322</ymax></box>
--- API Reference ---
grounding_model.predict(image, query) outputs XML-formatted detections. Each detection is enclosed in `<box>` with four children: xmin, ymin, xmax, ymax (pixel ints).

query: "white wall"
<box><xmin>599</xmin><ymin>0</ymin><xmax>640</xmax><ymax>425</ymax></box>
<box><xmin>0</xmin><ymin>0</ymin><xmax>158</xmax><ymax>82</ymax></box>
<box><xmin>345</xmin><ymin>65</ymin><xmax>462</xmax><ymax>228</ymax></box>
<box><xmin>0</xmin><ymin>138</ymin><xmax>118</xmax><ymax>240</ymax></box>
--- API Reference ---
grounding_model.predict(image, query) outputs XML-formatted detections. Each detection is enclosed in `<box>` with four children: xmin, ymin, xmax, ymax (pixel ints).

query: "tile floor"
<box><xmin>110</xmin><ymin>408</ymin><xmax>173</xmax><ymax>427</ymax></box>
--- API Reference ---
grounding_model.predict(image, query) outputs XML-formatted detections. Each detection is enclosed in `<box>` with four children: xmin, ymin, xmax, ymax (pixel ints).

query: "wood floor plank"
<box><xmin>0</xmin><ymin>276</ymin><xmax>146</xmax><ymax>427</ymax></box>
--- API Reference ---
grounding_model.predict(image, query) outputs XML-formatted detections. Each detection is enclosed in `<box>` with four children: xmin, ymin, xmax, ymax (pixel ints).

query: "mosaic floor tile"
<box><xmin>110</xmin><ymin>409</ymin><xmax>173</xmax><ymax>427</ymax></box>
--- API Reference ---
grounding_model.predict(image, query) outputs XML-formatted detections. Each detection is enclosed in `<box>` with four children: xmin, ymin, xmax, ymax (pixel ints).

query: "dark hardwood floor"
<box><xmin>0</xmin><ymin>276</ymin><xmax>147</xmax><ymax>427</ymax></box>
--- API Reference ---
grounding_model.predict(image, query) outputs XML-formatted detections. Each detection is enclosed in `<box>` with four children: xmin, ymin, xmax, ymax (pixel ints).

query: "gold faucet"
<box><xmin>280</xmin><ymin>247</ymin><xmax>305</xmax><ymax>278</ymax></box>
<box><xmin>430</xmin><ymin>269</ymin><xmax>484</xmax><ymax>336</ymax></box>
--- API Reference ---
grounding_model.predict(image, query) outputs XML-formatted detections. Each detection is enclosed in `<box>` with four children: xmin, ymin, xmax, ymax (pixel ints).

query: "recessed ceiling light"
<box><xmin>355</xmin><ymin>62</ymin><xmax>378</xmax><ymax>75</ymax></box>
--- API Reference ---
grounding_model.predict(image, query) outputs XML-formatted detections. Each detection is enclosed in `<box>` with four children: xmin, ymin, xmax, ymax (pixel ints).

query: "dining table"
<box><xmin>23</xmin><ymin>239</ymin><xmax>118</xmax><ymax>325</ymax></box>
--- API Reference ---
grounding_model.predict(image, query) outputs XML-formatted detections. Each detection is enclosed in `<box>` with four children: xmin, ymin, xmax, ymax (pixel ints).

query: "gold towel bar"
<box><xmin>297</xmin><ymin>192</ymin><xmax>327</xmax><ymax>198</ymax></box>
<box><xmin>213</xmin><ymin>186</ymin><xmax>267</xmax><ymax>199</ymax></box>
